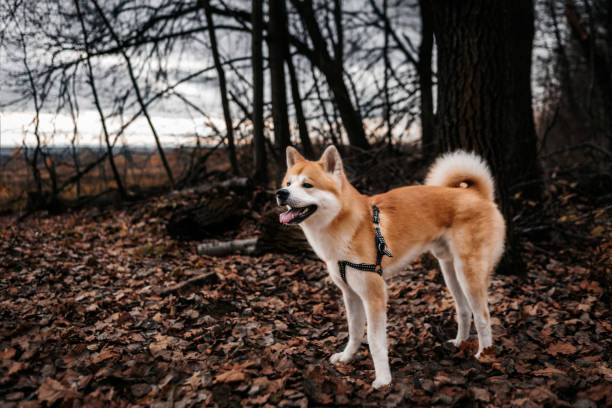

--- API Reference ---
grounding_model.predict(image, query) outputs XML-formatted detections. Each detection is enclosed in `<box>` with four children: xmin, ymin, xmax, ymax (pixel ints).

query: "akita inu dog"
<box><xmin>276</xmin><ymin>146</ymin><xmax>505</xmax><ymax>388</ymax></box>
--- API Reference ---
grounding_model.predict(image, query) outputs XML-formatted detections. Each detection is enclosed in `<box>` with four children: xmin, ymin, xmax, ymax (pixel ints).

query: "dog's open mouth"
<box><xmin>279</xmin><ymin>205</ymin><xmax>317</xmax><ymax>224</ymax></box>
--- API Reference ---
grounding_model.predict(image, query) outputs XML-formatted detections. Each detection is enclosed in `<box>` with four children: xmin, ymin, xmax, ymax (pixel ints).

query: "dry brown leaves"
<box><xmin>0</xmin><ymin>181</ymin><xmax>610</xmax><ymax>407</ymax></box>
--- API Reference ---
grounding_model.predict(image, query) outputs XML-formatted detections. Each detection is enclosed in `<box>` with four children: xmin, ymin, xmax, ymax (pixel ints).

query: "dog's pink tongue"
<box><xmin>279</xmin><ymin>209</ymin><xmax>300</xmax><ymax>224</ymax></box>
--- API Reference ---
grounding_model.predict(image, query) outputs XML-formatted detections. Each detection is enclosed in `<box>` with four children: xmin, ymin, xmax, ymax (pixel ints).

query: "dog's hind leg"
<box><xmin>439</xmin><ymin>259</ymin><xmax>472</xmax><ymax>346</ymax></box>
<box><xmin>330</xmin><ymin>286</ymin><xmax>366</xmax><ymax>364</ymax></box>
<box><xmin>431</xmin><ymin>241</ymin><xmax>472</xmax><ymax>347</ymax></box>
<box><xmin>452</xmin><ymin>256</ymin><xmax>492</xmax><ymax>358</ymax></box>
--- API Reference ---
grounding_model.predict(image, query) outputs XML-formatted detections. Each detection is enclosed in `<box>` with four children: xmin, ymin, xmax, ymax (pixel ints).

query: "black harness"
<box><xmin>338</xmin><ymin>205</ymin><xmax>393</xmax><ymax>284</ymax></box>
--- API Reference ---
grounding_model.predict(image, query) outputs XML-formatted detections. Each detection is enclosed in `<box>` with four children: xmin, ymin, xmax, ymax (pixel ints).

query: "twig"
<box><xmin>158</xmin><ymin>271</ymin><xmax>219</xmax><ymax>295</ymax></box>
<box><xmin>541</xmin><ymin>141</ymin><xmax>612</xmax><ymax>160</ymax></box>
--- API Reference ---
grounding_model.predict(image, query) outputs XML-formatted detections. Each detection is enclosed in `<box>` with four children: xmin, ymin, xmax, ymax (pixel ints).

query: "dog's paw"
<box><xmin>330</xmin><ymin>352</ymin><xmax>353</xmax><ymax>365</ymax></box>
<box><xmin>329</xmin><ymin>352</ymin><xmax>343</xmax><ymax>364</ymax></box>
<box><xmin>447</xmin><ymin>338</ymin><xmax>462</xmax><ymax>347</ymax></box>
<box><xmin>372</xmin><ymin>375</ymin><xmax>392</xmax><ymax>389</ymax></box>
<box><xmin>329</xmin><ymin>351</ymin><xmax>355</xmax><ymax>364</ymax></box>
<box><xmin>475</xmin><ymin>345</ymin><xmax>496</xmax><ymax>361</ymax></box>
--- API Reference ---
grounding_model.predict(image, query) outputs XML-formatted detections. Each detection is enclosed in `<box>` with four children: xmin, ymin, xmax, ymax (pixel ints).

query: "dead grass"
<box><xmin>0</xmin><ymin>146</ymin><xmax>234</xmax><ymax>212</ymax></box>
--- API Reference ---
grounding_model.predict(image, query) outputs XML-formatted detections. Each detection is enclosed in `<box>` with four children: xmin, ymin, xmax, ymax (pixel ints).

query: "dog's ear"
<box><xmin>286</xmin><ymin>146</ymin><xmax>305</xmax><ymax>168</ymax></box>
<box><xmin>320</xmin><ymin>145</ymin><xmax>344</xmax><ymax>176</ymax></box>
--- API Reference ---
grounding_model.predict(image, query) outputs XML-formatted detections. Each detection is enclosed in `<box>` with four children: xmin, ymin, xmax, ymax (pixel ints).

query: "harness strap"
<box><xmin>338</xmin><ymin>205</ymin><xmax>393</xmax><ymax>284</ymax></box>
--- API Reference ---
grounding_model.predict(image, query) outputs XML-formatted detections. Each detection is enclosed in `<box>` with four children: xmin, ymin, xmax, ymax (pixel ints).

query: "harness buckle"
<box><xmin>372</xmin><ymin>205</ymin><xmax>380</xmax><ymax>224</ymax></box>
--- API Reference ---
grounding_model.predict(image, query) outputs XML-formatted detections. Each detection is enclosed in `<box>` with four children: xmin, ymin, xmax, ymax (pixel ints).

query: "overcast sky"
<box><xmin>0</xmin><ymin>0</ymin><xmax>554</xmax><ymax>149</ymax></box>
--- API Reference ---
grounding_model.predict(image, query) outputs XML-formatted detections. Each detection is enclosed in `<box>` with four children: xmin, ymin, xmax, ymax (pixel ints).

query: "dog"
<box><xmin>276</xmin><ymin>145</ymin><xmax>506</xmax><ymax>388</ymax></box>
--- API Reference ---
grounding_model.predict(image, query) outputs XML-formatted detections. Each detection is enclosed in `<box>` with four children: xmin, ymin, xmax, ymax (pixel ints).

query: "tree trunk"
<box><xmin>311</xmin><ymin>65</ymin><xmax>340</xmax><ymax>147</ymax></box>
<box><xmin>202</xmin><ymin>0</ymin><xmax>239</xmax><ymax>176</ymax></box>
<box><xmin>268</xmin><ymin>0</ymin><xmax>292</xmax><ymax>161</ymax></box>
<box><xmin>74</xmin><ymin>0</ymin><xmax>126</xmax><ymax>199</ymax></box>
<box><xmin>251</xmin><ymin>0</ymin><xmax>267</xmax><ymax>184</ymax></box>
<box><xmin>324</xmin><ymin>65</ymin><xmax>369</xmax><ymax>150</ymax></box>
<box><xmin>418</xmin><ymin>0</ymin><xmax>435</xmax><ymax>160</ymax></box>
<box><xmin>431</xmin><ymin>0</ymin><xmax>542</xmax><ymax>275</ymax></box>
<box><xmin>565</xmin><ymin>0</ymin><xmax>612</xmax><ymax>150</ymax></box>
<box><xmin>289</xmin><ymin>0</ymin><xmax>370</xmax><ymax>150</ymax></box>
<box><xmin>287</xmin><ymin>53</ymin><xmax>315</xmax><ymax>159</ymax></box>
<box><xmin>382</xmin><ymin>0</ymin><xmax>392</xmax><ymax>149</ymax></box>
<box><xmin>91</xmin><ymin>0</ymin><xmax>176</xmax><ymax>189</ymax></box>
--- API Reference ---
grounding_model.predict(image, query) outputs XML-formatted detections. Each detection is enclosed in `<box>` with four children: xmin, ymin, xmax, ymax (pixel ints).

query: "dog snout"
<box><xmin>276</xmin><ymin>188</ymin><xmax>290</xmax><ymax>204</ymax></box>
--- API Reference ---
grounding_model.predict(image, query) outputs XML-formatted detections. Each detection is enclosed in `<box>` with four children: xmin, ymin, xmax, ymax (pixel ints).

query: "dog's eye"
<box><xmin>303</xmin><ymin>182</ymin><xmax>313</xmax><ymax>188</ymax></box>
<box><xmin>286</xmin><ymin>181</ymin><xmax>291</xmax><ymax>187</ymax></box>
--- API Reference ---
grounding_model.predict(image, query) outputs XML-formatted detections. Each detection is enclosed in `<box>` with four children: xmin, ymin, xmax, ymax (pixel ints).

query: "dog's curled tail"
<box><xmin>425</xmin><ymin>150</ymin><xmax>495</xmax><ymax>201</ymax></box>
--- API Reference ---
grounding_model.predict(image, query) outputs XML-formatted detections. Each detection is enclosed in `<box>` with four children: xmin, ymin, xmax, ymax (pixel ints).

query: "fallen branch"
<box><xmin>157</xmin><ymin>271</ymin><xmax>219</xmax><ymax>295</ymax></box>
<box><xmin>197</xmin><ymin>237</ymin><xmax>258</xmax><ymax>256</ymax></box>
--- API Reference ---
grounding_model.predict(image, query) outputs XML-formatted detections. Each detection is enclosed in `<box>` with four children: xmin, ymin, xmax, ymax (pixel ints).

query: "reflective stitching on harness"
<box><xmin>337</xmin><ymin>205</ymin><xmax>393</xmax><ymax>285</ymax></box>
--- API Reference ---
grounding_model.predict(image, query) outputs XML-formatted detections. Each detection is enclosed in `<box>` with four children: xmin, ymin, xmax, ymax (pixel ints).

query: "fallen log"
<box><xmin>194</xmin><ymin>210</ymin><xmax>312</xmax><ymax>257</ymax></box>
<box><xmin>255</xmin><ymin>209</ymin><xmax>311</xmax><ymax>254</ymax></box>
<box><xmin>197</xmin><ymin>238</ymin><xmax>258</xmax><ymax>256</ymax></box>
<box><xmin>166</xmin><ymin>194</ymin><xmax>247</xmax><ymax>240</ymax></box>
<box><xmin>166</xmin><ymin>177</ymin><xmax>252</xmax><ymax>240</ymax></box>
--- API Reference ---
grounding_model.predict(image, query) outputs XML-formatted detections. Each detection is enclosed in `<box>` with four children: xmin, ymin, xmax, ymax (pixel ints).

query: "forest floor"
<box><xmin>0</xmin><ymin>152</ymin><xmax>611</xmax><ymax>407</ymax></box>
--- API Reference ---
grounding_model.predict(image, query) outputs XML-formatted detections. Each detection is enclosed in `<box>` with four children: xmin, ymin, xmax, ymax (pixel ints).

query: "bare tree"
<box><xmin>268</xmin><ymin>0</ymin><xmax>292</xmax><ymax>160</ymax></box>
<box><xmin>418</xmin><ymin>0</ymin><xmax>435</xmax><ymax>159</ymax></box>
<box><xmin>287</xmin><ymin>52</ymin><xmax>314</xmax><ymax>159</ymax></box>
<box><xmin>74</xmin><ymin>0</ymin><xmax>126</xmax><ymax>199</ymax></box>
<box><xmin>91</xmin><ymin>0</ymin><xmax>176</xmax><ymax>188</ymax></box>
<box><xmin>289</xmin><ymin>0</ymin><xmax>370</xmax><ymax>150</ymax></box>
<box><xmin>201</xmin><ymin>0</ymin><xmax>239</xmax><ymax>176</ymax></box>
<box><xmin>251</xmin><ymin>0</ymin><xmax>267</xmax><ymax>183</ymax></box>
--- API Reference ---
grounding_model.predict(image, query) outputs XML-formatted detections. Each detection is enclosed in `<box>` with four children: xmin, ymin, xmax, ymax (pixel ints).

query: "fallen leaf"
<box><xmin>0</xmin><ymin>347</ymin><xmax>16</xmax><ymax>359</ymax></box>
<box><xmin>471</xmin><ymin>387</ymin><xmax>490</xmax><ymax>402</ymax></box>
<box><xmin>547</xmin><ymin>342</ymin><xmax>577</xmax><ymax>356</ymax></box>
<box><xmin>8</xmin><ymin>361</ymin><xmax>24</xmax><ymax>375</ymax></box>
<box><xmin>38</xmin><ymin>377</ymin><xmax>80</xmax><ymax>405</ymax></box>
<box><xmin>91</xmin><ymin>347</ymin><xmax>117</xmax><ymax>364</ymax></box>
<box><xmin>532</xmin><ymin>366</ymin><xmax>567</xmax><ymax>377</ymax></box>
<box><xmin>215</xmin><ymin>368</ymin><xmax>246</xmax><ymax>383</ymax></box>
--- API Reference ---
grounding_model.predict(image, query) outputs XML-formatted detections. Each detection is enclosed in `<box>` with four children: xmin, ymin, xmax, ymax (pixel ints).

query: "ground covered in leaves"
<box><xmin>1</xmin><ymin>169</ymin><xmax>611</xmax><ymax>407</ymax></box>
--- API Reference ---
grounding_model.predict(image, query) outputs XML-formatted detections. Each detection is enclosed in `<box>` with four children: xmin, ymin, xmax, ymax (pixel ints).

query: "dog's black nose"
<box><xmin>276</xmin><ymin>189</ymin><xmax>289</xmax><ymax>203</ymax></box>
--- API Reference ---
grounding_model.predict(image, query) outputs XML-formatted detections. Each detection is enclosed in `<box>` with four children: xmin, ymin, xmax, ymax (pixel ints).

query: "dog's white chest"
<box><xmin>301</xmin><ymin>227</ymin><xmax>340</xmax><ymax>262</ymax></box>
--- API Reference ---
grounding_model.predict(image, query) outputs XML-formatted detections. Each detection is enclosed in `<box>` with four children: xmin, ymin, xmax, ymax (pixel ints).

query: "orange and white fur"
<box><xmin>276</xmin><ymin>146</ymin><xmax>506</xmax><ymax>388</ymax></box>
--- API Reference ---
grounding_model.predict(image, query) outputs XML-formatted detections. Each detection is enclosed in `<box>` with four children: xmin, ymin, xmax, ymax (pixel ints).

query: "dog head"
<box><xmin>276</xmin><ymin>145</ymin><xmax>344</xmax><ymax>226</ymax></box>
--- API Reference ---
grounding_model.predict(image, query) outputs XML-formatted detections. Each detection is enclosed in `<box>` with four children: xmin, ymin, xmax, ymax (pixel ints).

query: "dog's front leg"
<box><xmin>351</xmin><ymin>274</ymin><xmax>391</xmax><ymax>388</ymax></box>
<box><xmin>330</xmin><ymin>286</ymin><xmax>365</xmax><ymax>364</ymax></box>
<box><xmin>364</xmin><ymin>289</ymin><xmax>391</xmax><ymax>387</ymax></box>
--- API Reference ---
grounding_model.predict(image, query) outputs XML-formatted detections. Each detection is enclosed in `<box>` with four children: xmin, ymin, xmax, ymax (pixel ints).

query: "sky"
<box><xmin>0</xmin><ymin>0</ymin><xmax>430</xmax><ymax>150</ymax></box>
<box><xmin>0</xmin><ymin>0</ymin><xmax>554</xmax><ymax>150</ymax></box>
<box><xmin>0</xmin><ymin>46</ymin><xmax>227</xmax><ymax>148</ymax></box>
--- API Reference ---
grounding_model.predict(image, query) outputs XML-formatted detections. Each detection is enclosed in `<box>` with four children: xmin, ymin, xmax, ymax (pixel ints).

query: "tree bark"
<box><xmin>311</xmin><ymin>65</ymin><xmax>340</xmax><ymax>147</ymax></box>
<box><xmin>382</xmin><ymin>0</ymin><xmax>392</xmax><ymax>149</ymax></box>
<box><xmin>430</xmin><ymin>0</ymin><xmax>542</xmax><ymax>275</ymax></box>
<box><xmin>202</xmin><ymin>0</ymin><xmax>239</xmax><ymax>176</ymax></box>
<box><xmin>287</xmin><ymin>53</ymin><xmax>315</xmax><ymax>159</ymax></box>
<box><xmin>268</xmin><ymin>0</ymin><xmax>292</xmax><ymax>161</ymax></box>
<box><xmin>289</xmin><ymin>0</ymin><xmax>370</xmax><ymax>150</ymax></box>
<box><xmin>251</xmin><ymin>0</ymin><xmax>267</xmax><ymax>183</ymax></box>
<box><xmin>418</xmin><ymin>0</ymin><xmax>435</xmax><ymax>160</ymax></box>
